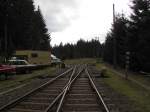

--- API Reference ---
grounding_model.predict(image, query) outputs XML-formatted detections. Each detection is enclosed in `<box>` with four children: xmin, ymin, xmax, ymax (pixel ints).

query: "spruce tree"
<box><xmin>0</xmin><ymin>0</ymin><xmax>50</xmax><ymax>60</ymax></box>
<box><xmin>130</xmin><ymin>0</ymin><xmax>150</xmax><ymax>71</ymax></box>
<box><xmin>103</xmin><ymin>14</ymin><xmax>129</xmax><ymax>67</ymax></box>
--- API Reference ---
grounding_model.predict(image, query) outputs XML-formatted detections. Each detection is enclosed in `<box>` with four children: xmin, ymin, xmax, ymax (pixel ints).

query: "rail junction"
<box><xmin>0</xmin><ymin>65</ymin><xmax>110</xmax><ymax>112</ymax></box>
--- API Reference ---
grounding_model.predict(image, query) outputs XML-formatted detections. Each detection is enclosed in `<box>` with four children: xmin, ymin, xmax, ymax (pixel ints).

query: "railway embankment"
<box><xmin>96</xmin><ymin>63</ymin><xmax>150</xmax><ymax>112</ymax></box>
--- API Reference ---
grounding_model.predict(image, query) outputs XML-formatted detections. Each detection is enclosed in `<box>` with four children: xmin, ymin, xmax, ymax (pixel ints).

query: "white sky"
<box><xmin>34</xmin><ymin>0</ymin><xmax>131</xmax><ymax>46</ymax></box>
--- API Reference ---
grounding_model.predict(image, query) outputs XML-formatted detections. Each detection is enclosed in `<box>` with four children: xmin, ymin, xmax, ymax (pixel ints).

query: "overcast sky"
<box><xmin>34</xmin><ymin>0</ymin><xmax>131</xmax><ymax>46</ymax></box>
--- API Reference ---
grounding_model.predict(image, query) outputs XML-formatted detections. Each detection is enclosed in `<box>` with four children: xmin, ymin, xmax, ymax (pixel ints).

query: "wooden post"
<box><xmin>125</xmin><ymin>51</ymin><xmax>130</xmax><ymax>79</ymax></box>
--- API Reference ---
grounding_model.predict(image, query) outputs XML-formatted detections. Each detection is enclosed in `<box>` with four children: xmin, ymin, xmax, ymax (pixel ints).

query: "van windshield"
<box><xmin>9</xmin><ymin>61</ymin><xmax>28</xmax><ymax>65</ymax></box>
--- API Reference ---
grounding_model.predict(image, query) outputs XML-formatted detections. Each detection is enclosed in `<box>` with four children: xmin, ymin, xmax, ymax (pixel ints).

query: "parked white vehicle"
<box><xmin>8</xmin><ymin>59</ymin><xmax>33</xmax><ymax>67</ymax></box>
<box><xmin>51</xmin><ymin>54</ymin><xmax>62</xmax><ymax>64</ymax></box>
<box><xmin>8</xmin><ymin>59</ymin><xmax>35</xmax><ymax>73</ymax></box>
<box><xmin>51</xmin><ymin>58</ymin><xmax>61</xmax><ymax>63</ymax></box>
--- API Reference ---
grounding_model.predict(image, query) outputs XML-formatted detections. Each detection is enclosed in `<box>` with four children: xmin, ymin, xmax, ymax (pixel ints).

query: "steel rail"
<box><xmin>86</xmin><ymin>68</ymin><xmax>110</xmax><ymax>112</ymax></box>
<box><xmin>0</xmin><ymin>67</ymin><xmax>73</xmax><ymax>111</ymax></box>
<box><xmin>44</xmin><ymin>66</ymin><xmax>77</xmax><ymax>112</ymax></box>
<box><xmin>56</xmin><ymin>67</ymin><xmax>84</xmax><ymax>112</ymax></box>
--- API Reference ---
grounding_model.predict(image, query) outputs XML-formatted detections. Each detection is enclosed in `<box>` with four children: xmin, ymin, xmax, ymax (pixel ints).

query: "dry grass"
<box><xmin>96</xmin><ymin>63</ymin><xmax>150</xmax><ymax>112</ymax></box>
<box><xmin>0</xmin><ymin>67</ymin><xmax>56</xmax><ymax>92</ymax></box>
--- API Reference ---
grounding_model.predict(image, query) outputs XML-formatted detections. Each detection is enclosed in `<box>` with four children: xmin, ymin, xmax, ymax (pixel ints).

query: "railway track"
<box><xmin>0</xmin><ymin>67</ymin><xmax>75</xmax><ymax>112</ymax></box>
<box><xmin>50</xmin><ymin>67</ymin><xmax>109</xmax><ymax>112</ymax></box>
<box><xmin>0</xmin><ymin>65</ymin><xmax>110</xmax><ymax>112</ymax></box>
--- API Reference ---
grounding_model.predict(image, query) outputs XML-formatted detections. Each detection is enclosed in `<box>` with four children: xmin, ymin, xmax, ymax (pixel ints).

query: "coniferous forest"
<box><xmin>52</xmin><ymin>0</ymin><xmax>150</xmax><ymax>72</ymax></box>
<box><xmin>0</xmin><ymin>0</ymin><xmax>50</xmax><ymax>59</ymax></box>
<box><xmin>103</xmin><ymin>0</ymin><xmax>150</xmax><ymax>72</ymax></box>
<box><xmin>52</xmin><ymin>39</ymin><xmax>102</xmax><ymax>60</ymax></box>
<box><xmin>0</xmin><ymin>0</ymin><xmax>150</xmax><ymax>72</ymax></box>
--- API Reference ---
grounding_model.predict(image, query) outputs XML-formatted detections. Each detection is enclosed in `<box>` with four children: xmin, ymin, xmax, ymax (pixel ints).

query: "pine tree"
<box><xmin>130</xmin><ymin>0</ymin><xmax>150</xmax><ymax>71</ymax></box>
<box><xmin>32</xmin><ymin>6</ymin><xmax>50</xmax><ymax>50</ymax></box>
<box><xmin>103</xmin><ymin>14</ymin><xmax>129</xmax><ymax>67</ymax></box>
<box><xmin>0</xmin><ymin>0</ymin><xmax>50</xmax><ymax>60</ymax></box>
<box><xmin>103</xmin><ymin>32</ymin><xmax>114</xmax><ymax>64</ymax></box>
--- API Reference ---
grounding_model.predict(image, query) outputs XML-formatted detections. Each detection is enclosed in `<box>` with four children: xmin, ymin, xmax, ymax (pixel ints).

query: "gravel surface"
<box><xmin>0</xmin><ymin>68</ymin><xmax>68</xmax><ymax>108</ymax></box>
<box><xmin>0</xmin><ymin>78</ymin><xmax>52</xmax><ymax>108</ymax></box>
<box><xmin>89</xmin><ymin>66</ymin><xmax>136</xmax><ymax>112</ymax></box>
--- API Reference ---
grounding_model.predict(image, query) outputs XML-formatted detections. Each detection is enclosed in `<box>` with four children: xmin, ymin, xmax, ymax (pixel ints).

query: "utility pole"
<box><xmin>4</xmin><ymin>23</ymin><xmax>8</xmax><ymax>61</ymax></box>
<box><xmin>113</xmin><ymin>3</ymin><xmax>117</xmax><ymax>68</ymax></box>
<box><xmin>113</xmin><ymin>4</ymin><xmax>115</xmax><ymax>23</ymax></box>
<box><xmin>3</xmin><ymin>0</ymin><xmax>13</xmax><ymax>62</ymax></box>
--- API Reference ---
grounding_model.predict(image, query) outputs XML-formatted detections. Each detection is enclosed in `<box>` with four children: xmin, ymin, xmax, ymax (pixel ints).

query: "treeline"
<box><xmin>103</xmin><ymin>0</ymin><xmax>150</xmax><ymax>72</ymax></box>
<box><xmin>52</xmin><ymin>39</ymin><xmax>102</xmax><ymax>59</ymax></box>
<box><xmin>0</xmin><ymin>0</ymin><xmax>50</xmax><ymax>59</ymax></box>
